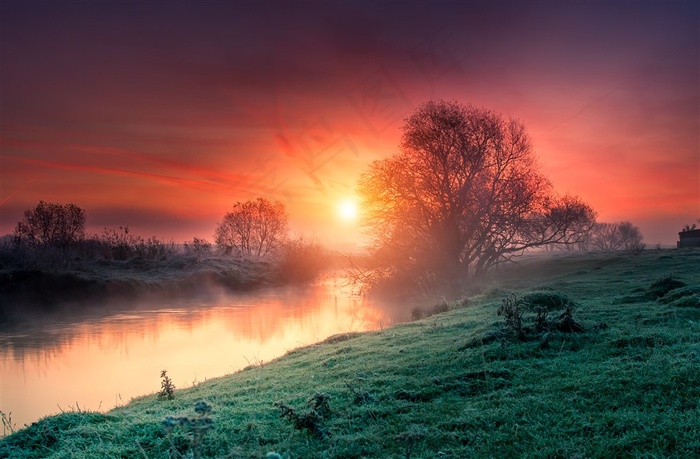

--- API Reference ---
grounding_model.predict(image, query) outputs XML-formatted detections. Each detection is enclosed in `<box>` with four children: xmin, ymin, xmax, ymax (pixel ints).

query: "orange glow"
<box><xmin>338</xmin><ymin>198</ymin><xmax>358</xmax><ymax>222</ymax></box>
<box><xmin>0</xmin><ymin>2</ymin><xmax>697</xmax><ymax>247</ymax></box>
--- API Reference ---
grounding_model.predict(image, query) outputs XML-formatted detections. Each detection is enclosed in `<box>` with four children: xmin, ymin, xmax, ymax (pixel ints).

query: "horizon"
<box><xmin>1</xmin><ymin>1</ymin><xmax>698</xmax><ymax>248</ymax></box>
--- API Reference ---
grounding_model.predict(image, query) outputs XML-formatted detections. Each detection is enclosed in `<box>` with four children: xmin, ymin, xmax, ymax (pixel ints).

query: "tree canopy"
<box><xmin>358</xmin><ymin>100</ymin><xmax>596</xmax><ymax>280</ymax></box>
<box><xmin>14</xmin><ymin>201</ymin><xmax>86</xmax><ymax>247</ymax></box>
<box><xmin>214</xmin><ymin>198</ymin><xmax>289</xmax><ymax>257</ymax></box>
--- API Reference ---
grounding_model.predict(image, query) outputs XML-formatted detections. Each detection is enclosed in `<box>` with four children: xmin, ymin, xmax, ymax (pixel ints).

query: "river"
<box><xmin>0</xmin><ymin>278</ymin><xmax>412</xmax><ymax>433</ymax></box>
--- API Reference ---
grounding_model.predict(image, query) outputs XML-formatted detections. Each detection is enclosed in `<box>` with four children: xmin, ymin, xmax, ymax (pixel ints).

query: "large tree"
<box><xmin>14</xmin><ymin>201</ymin><xmax>86</xmax><ymax>247</ymax></box>
<box><xmin>358</xmin><ymin>100</ymin><xmax>596</xmax><ymax>279</ymax></box>
<box><xmin>215</xmin><ymin>198</ymin><xmax>289</xmax><ymax>257</ymax></box>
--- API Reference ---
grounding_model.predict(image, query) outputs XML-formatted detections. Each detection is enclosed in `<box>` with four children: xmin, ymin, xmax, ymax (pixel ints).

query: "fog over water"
<box><xmin>0</xmin><ymin>278</ymin><xmax>413</xmax><ymax>431</ymax></box>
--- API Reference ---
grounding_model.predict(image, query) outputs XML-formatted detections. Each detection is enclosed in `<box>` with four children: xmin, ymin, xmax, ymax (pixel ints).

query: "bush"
<box><xmin>498</xmin><ymin>292</ymin><xmax>585</xmax><ymax>339</ymax></box>
<box><xmin>14</xmin><ymin>201</ymin><xmax>86</xmax><ymax>247</ymax></box>
<box><xmin>275</xmin><ymin>236</ymin><xmax>331</xmax><ymax>283</ymax></box>
<box><xmin>183</xmin><ymin>237</ymin><xmax>213</xmax><ymax>256</ymax></box>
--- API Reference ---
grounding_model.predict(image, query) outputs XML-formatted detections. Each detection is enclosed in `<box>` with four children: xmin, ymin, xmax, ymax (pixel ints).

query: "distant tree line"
<box><xmin>6</xmin><ymin>198</ymin><xmax>329</xmax><ymax>283</ymax></box>
<box><xmin>578</xmin><ymin>221</ymin><xmax>645</xmax><ymax>252</ymax></box>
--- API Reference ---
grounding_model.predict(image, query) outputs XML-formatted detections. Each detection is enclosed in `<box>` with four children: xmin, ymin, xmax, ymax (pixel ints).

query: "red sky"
<box><xmin>1</xmin><ymin>1</ymin><xmax>698</xmax><ymax>248</ymax></box>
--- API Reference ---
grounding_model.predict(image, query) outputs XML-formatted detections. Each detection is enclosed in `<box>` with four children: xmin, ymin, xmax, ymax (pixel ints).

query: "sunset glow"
<box><xmin>0</xmin><ymin>2</ymin><xmax>697</xmax><ymax>247</ymax></box>
<box><xmin>338</xmin><ymin>199</ymin><xmax>358</xmax><ymax>222</ymax></box>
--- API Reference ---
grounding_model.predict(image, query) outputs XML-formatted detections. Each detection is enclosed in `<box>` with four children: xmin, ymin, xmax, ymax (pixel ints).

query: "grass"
<box><xmin>1</xmin><ymin>249</ymin><xmax>699</xmax><ymax>458</ymax></box>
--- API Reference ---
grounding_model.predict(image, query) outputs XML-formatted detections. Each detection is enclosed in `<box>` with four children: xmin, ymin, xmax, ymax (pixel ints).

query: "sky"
<box><xmin>1</xmin><ymin>1</ymin><xmax>698</xmax><ymax>248</ymax></box>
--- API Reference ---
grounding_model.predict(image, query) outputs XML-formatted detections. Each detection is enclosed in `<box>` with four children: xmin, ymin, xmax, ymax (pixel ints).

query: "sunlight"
<box><xmin>338</xmin><ymin>199</ymin><xmax>358</xmax><ymax>222</ymax></box>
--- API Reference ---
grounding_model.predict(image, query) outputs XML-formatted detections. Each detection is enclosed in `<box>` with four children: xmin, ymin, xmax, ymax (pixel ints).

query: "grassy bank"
<box><xmin>0</xmin><ymin>238</ymin><xmax>331</xmax><ymax>315</ymax></box>
<box><xmin>2</xmin><ymin>249</ymin><xmax>699</xmax><ymax>458</ymax></box>
<box><xmin>0</xmin><ymin>255</ymin><xmax>275</xmax><ymax>312</ymax></box>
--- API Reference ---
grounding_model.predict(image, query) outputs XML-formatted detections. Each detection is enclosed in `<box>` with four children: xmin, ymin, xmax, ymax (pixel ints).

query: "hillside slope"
<box><xmin>2</xmin><ymin>249</ymin><xmax>699</xmax><ymax>458</ymax></box>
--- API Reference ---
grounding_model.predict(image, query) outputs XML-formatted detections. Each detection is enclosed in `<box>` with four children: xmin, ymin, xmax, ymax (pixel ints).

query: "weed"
<box><xmin>0</xmin><ymin>411</ymin><xmax>16</xmax><ymax>437</ymax></box>
<box><xmin>534</xmin><ymin>306</ymin><xmax>549</xmax><ymax>332</ymax></box>
<box><xmin>556</xmin><ymin>306</ymin><xmax>585</xmax><ymax>333</ymax></box>
<box><xmin>162</xmin><ymin>401</ymin><xmax>214</xmax><ymax>459</ymax></box>
<box><xmin>498</xmin><ymin>293</ymin><xmax>585</xmax><ymax>339</ymax></box>
<box><xmin>345</xmin><ymin>380</ymin><xmax>378</xmax><ymax>406</ymax></box>
<box><xmin>158</xmin><ymin>370</ymin><xmax>176</xmax><ymax>401</ymax></box>
<box><xmin>497</xmin><ymin>293</ymin><xmax>524</xmax><ymax>337</ymax></box>
<box><xmin>274</xmin><ymin>393</ymin><xmax>332</xmax><ymax>439</ymax></box>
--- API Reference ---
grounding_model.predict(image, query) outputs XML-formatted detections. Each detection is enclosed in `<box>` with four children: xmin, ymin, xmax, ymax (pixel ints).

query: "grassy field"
<box><xmin>1</xmin><ymin>249</ymin><xmax>699</xmax><ymax>458</ymax></box>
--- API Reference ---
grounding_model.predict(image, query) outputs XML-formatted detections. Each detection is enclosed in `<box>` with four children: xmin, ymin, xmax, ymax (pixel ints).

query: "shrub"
<box><xmin>14</xmin><ymin>201</ymin><xmax>86</xmax><ymax>247</ymax></box>
<box><xmin>157</xmin><ymin>370</ymin><xmax>176</xmax><ymax>401</ymax></box>
<box><xmin>98</xmin><ymin>226</ymin><xmax>178</xmax><ymax>261</ymax></box>
<box><xmin>162</xmin><ymin>401</ymin><xmax>214</xmax><ymax>459</ymax></box>
<box><xmin>183</xmin><ymin>237</ymin><xmax>213</xmax><ymax>256</ymax></box>
<box><xmin>275</xmin><ymin>236</ymin><xmax>331</xmax><ymax>283</ymax></box>
<box><xmin>497</xmin><ymin>293</ymin><xmax>525</xmax><ymax>336</ymax></box>
<box><xmin>498</xmin><ymin>292</ymin><xmax>585</xmax><ymax>339</ymax></box>
<box><xmin>274</xmin><ymin>392</ymin><xmax>332</xmax><ymax>439</ymax></box>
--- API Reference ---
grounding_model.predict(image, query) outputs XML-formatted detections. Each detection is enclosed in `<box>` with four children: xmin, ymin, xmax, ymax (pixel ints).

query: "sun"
<box><xmin>338</xmin><ymin>199</ymin><xmax>358</xmax><ymax>222</ymax></box>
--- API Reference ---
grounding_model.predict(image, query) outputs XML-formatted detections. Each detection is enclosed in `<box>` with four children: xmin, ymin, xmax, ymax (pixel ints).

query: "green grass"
<box><xmin>2</xmin><ymin>249</ymin><xmax>699</xmax><ymax>458</ymax></box>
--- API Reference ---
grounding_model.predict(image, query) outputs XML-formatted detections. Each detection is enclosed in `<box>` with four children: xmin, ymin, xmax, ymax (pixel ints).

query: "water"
<box><xmin>0</xmin><ymin>279</ymin><xmax>410</xmax><ymax>432</ymax></box>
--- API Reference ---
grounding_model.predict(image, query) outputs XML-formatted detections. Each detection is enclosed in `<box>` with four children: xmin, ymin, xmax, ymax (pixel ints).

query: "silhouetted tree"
<box><xmin>586</xmin><ymin>221</ymin><xmax>645</xmax><ymax>252</ymax></box>
<box><xmin>358</xmin><ymin>100</ymin><xmax>596</xmax><ymax>280</ymax></box>
<box><xmin>215</xmin><ymin>198</ymin><xmax>289</xmax><ymax>257</ymax></box>
<box><xmin>14</xmin><ymin>201</ymin><xmax>86</xmax><ymax>247</ymax></box>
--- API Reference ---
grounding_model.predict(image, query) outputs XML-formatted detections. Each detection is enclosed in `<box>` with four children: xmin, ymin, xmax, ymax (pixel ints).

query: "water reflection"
<box><xmin>0</xmin><ymin>280</ymin><xmax>408</xmax><ymax>431</ymax></box>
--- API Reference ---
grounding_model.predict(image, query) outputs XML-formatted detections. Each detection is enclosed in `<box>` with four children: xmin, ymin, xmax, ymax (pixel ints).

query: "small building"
<box><xmin>677</xmin><ymin>229</ymin><xmax>700</xmax><ymax>248</ymax></box>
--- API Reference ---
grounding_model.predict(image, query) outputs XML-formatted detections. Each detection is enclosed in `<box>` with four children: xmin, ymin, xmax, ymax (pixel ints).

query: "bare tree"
<box><xmin>587</xmin><ymin>221</ymin><xmax>645</xmax><ymax>252</ymax></box>
<box><xmin>215</xmin><ymin>198</ymin><xmax>289</xmax><ymax>257</ymax></box>
<box><xmin>14</xmin><ymin>201</ymin><xmax>86</xmax><ymax>247</ymax></box>
<box><xmin>358</xmin><ymin>100</ymin><xmax>596</xmax><ymax>280</ymax></box>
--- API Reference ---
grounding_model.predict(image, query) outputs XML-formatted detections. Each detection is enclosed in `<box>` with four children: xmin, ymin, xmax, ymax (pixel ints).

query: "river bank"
<box><xmin>0</xmin><ymin>255</ymin><xmax>277</xmax><ymax>315</ymax></box>
<box><xmin>2</xmin><ymin>249</ymin><xmax>699</xmax><ymax>458</ymax></box>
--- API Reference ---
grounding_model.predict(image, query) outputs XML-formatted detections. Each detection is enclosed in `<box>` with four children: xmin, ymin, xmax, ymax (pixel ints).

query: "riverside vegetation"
<box><xmin>0</xmin><ymin>230</ymin><xmax>331</xmax><ymax>316</ymax></box>
<box><xmin>1</xmin><ymin>249</ymin><xmax>699</xmax><ymax>458</ymax></box>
